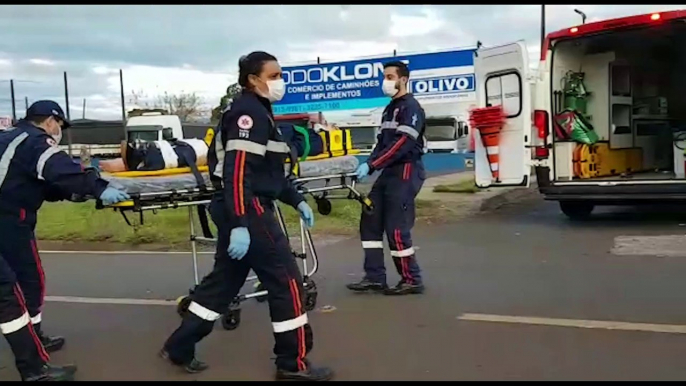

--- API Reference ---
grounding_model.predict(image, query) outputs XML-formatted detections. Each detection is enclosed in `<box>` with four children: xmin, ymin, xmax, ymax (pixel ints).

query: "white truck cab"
<box><xmin>475</xmin><ymin>10</ymin><xmax>686</xmax><ymax>220</ymax></box>
<box><xmin>126</xmin><ymin>112</ymin><xmax>184</xmax><ymax>142</ymax></box>
<box><xmin>425</xmin><ymin>115</ymin><xmax>471</xmax><ymax>154</ymax></box>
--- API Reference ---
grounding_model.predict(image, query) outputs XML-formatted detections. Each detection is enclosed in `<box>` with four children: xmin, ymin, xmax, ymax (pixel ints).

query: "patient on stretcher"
<box><xmin>99</xmin><ymin>123</ymin><xmax>340</xmax><ymax>174</ymax></box>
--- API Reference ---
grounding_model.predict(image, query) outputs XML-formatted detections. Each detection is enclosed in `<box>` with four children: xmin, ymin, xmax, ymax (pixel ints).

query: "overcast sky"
<box><xmin>0</xmin><ymin>4</ymin><xmax>682</xmax><ymax>120</ymax></box>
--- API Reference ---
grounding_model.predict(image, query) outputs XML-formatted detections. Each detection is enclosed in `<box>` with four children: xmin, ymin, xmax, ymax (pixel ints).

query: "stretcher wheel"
<box><xmin>221</xmin><ymin>309</ymin><xmax>241</xmax><ymax>331</ymax></box>
<box><xmin>305</xmin><ymin>292</ymin><xmax>318</xmax><ymax>311</ymax></box>
<box><xmin>304</xmin><ymin>278</ymin><xmax>318</xmax><ymax>312</ymax></box>
<box><xmin>253</xmin><ymin>282</ymin><xmax>267</xmax><ymax>303</ymax></box>
<box><xmin>176</xmin><ymin>295</ymin><xmax>191</xmax><ymax>317</ymax></box>
<box><xmin>316</xmin><ymin>198</ymin><xmax>332</xmax><ymax>216</ymax></box>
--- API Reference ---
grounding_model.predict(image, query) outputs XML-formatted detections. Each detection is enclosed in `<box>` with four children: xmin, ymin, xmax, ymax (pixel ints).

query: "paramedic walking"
<box><xmin>0</xmin><ymin>100</ymin><xmax>130</xmax><ymax>381</ymax></box>
<box><xmin>347</xmin><ymin>61</ymin><xmax>427</xmax><ymax>296</ymax></box>
<box><xmin>161</xmin><ymin>51</ymin><xmax>334</xmax><ymax>381</ymax></box>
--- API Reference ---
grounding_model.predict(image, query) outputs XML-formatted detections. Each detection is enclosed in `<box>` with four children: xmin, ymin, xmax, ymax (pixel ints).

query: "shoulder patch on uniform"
<box><xmin>411</xmin><ymin>114</ymin><xmax>418</xmax><ymax>126</ymax></box>
<box><xmin>237</xmin><ymin>115</ymin><xmax>253</xmax><ymax>130</ymax></box>
<box><xmin>46</xmin><ymin>137</ymin><xmax>57</xmax><ymax>147</ymax></box>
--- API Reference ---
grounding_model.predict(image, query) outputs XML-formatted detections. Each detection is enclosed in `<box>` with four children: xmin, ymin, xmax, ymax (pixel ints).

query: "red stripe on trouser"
<box><xmin>288</xmin><ymin>279</ymin><xmax>307</xmax><ymax>372</ymax></box>
<box><xmin>371</xmin><ymin>136</ymin><xmax>407</xmax><ymax>168</ymax></box>
<box><xmin>13</xmin><ymin>285</ymin><xmax>49</xmax><ymax>362</ymax></box>
<box><xmin>29</xmin><ymin>239</ymin><xmax>45</xmax><ymax>313</ymax></box>
<box><xmin>395</xmin><ymin>229</ymin><xmax>412</xmax><ymax>284</ymax></box>
<box><xmin>403</xmin><ymin>163</ymin><xmax>412</xmax><ymax>180</ymax></box>
<box><xmin>252</xmin><ymin>198</ymin><xmax>264</xmax><ymax>216</ymax></box>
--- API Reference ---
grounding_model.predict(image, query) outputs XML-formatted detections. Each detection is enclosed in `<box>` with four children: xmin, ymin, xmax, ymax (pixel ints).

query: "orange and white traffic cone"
<box><xmin>479</xmin><ymin>126</ymin><xmax>500</xmax><ymax>180</ymax></box>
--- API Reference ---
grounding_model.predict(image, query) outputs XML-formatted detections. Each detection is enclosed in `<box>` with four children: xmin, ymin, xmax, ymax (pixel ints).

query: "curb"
<box><xmin>479</xmin><ymin>180</ymin><xmax>540</xmax><ymax>212</ymax></box>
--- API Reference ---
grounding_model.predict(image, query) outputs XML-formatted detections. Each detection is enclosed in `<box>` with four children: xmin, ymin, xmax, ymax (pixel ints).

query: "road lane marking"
<box><xmin>612</xmin><ymin>235</ymin><xmax>686</xmax><ymax>257</ymax></box>
<box><xmin>457</xmin><ymin>313</ymin><xmax>686</xmax><ymax>334</ymax></box>
<box><xmin>40</xmin><ymin>250</ymin><xmax>214</xmax><ymax>255</ymax></box>
<box><xmin>46</xmin><ymin>296</ymin><xmax>177</xmax><ymax>306</ymax></box>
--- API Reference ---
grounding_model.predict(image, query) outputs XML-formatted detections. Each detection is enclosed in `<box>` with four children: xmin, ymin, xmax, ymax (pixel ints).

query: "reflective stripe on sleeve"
<box><xmin>212</xmin><ymin>130</ymin><xmax>225</xmax><ymax>178</ymax></box>
<box><xmin>397</xmin><ymin>125</ymin><xmax>419</xmax><ymax>139</ymax></box>
<box><xmin>362</xmin><ymin>241</ymin><xmax>384</xmax><ymax>249</ymax></box>
<box><xmin>390</xmin><ymin>247</ymin><xmax>415</xmax><ymax>257</ymax></box>
<box><xmin>36</xmin><ymin>147</ymin><xmax>61</xmax><ymax>180</ymax></box>
<box><xmin>266</xmin><ymin>140</ymin><xmax>290</xmax><ymax>154</ymax></box>
<box><xmin>0</xmin><ymin>312</ymin><xmax>30</xmax><ymax>334</ymax></box>
<box><xmin>0</xmin><ymin>132</ymin><xmax>29</xmax><ymax>189</ymax></box>
<box><xmin>187</xmin><ymin>301</ymin><xmax>222</xmax><ymax>321</ymax></box>
<box><xmin>227</xmin><ymin>139</ymin><xmax>267</xmax><ymax>156</ymax></box>
<box><xmin>272</xmin><ymin>313</ymin><xmax>309</xmax><ymax>333</ymax></box>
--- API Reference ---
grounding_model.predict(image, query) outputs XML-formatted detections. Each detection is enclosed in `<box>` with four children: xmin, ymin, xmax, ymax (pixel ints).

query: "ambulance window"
<box><xmin>484</xmin><ymin>72</ymin><xmax>522</xmax><ymax>118</ymax></box>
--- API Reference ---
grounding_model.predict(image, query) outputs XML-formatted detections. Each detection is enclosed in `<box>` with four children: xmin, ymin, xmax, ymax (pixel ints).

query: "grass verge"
<box><xmin>432</xmin><ymin>178</ymin><xmax>478</xmax><ymax>194</ymax></box>
<box><xmin>36</xmin><ymin>197</ymin><xmax>448</xmax><ymax>249</ymax></box>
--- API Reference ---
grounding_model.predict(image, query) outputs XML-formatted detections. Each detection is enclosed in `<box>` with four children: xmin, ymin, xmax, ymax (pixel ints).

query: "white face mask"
<box><xmin>382</xmin><ymin>79</ymin><xmax>399</xmax><ymax>97</ymax></box>
<box><xmin>52</xmin><ymin>126</ymin><xmax>63</xmax><ymax>145</ymax></box>
<box><xmin>266</xmin><ymin>79</ymin><xmax>286</xmax><ymax>102</ymax></box>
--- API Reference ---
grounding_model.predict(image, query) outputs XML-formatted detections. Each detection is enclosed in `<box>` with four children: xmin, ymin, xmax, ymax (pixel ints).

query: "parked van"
<box><xmin>475</xmin><ymin>10</ymin><xmax>686</xmax><ymax>219</ymax></box>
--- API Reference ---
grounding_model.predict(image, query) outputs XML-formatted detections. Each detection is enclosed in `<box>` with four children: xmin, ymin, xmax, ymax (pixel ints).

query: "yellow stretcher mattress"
<box><xmin>109</xmin><ymin>150</ymin><xmax>361</xmax><ymax>178</ymax></box>
<box><xmin>102</xmin><ymin>155</ymin><xmax>360</xmax><ymax>195</ymax></box>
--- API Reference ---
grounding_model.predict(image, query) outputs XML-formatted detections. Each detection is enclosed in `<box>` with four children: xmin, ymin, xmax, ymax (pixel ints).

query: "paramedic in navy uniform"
<box><xmin>160</xmin><ymin>51</ymin><xmax>334</xmax><ymax>382</ymax></box>
<box><xmin>0</xmin><ymin>100</ymin><xmax>130</xmax><ymax>381</ymax></box>
<box><xmin>347</xmin><ymin>61</ymin><xmax>427</xmax><ymax>296</ymax></box>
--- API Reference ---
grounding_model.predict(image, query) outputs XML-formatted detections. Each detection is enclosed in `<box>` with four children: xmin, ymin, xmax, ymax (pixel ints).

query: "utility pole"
<box><xmin>82</xmin><ymin>98</ymin><xmax>86</xmax><ymax>119</ymax></box>
<box><xmin>119</xmin><ymin>69</ymin><xmax>127</xmax><ymax>141</ymax></box>
<box><xmin>10</xmin><ymin>79</ymin><xmax>16</xmax><ymax>124</ymax></box>
<box><xmin>24</xmin><ymin>96</ymin><xmax>28</xmax><ymax>111</ymax></box>
<box><xmin>63</xmin><ymin>71</ymin><xmax>73</xmax><ymax>155</ymax></box>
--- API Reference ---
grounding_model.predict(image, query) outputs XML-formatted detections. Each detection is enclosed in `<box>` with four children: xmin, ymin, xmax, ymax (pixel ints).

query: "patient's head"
<box><xmin>238</xmin><ymin>51</ymin><xmax>285</xmax><ymax>102</ymax></box>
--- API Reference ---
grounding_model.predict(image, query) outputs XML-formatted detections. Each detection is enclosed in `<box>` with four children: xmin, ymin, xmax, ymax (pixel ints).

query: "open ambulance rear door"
<box><xmin>473</xmin><ymin>41</ymin><xmax>532</xmax><ymax>188</ymax></box>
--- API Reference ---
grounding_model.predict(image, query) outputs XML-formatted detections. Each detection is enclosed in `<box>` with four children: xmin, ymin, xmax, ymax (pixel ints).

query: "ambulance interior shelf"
<box><xmin>550</xmin><ymin>23</ymin><xmax>686</xmax><ymax>181</ymax></box>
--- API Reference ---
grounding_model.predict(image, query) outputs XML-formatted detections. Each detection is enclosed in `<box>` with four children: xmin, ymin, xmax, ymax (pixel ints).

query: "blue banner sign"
<box><xmin>274</xmin><ymin>49</ymin><xmax>476</xmax><ymax>115</ymax></box>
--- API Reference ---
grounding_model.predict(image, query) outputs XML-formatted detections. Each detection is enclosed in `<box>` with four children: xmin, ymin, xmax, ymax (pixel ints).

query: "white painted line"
<box><xmin>39</xmin><ymin>250</ymin><xmax>214</xmax><ymax>255</ymax></box>
<box><xmin>45</xmin><ymin>295</ymin><xmax>177</xmax><ymax>306</ymax></box>
<box><xmin>612</xmin><ymin>235</ymin><xmax>686</xmax><ymax>257</ymax></box>
<box><xmin>457</xmin><ymin>313</ymin><xmax>686</xmax><ymax>335</ymax></box>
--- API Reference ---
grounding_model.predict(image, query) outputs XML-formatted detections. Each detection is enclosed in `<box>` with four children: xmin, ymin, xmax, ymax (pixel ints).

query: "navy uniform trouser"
<box><xmin>359</xmin><ymin>161</ymin><xmax>425</xmax><ymax>285</ymax></box>
<box><xmin>0</xmin><ymin>213</ymin><xmax>50</xmax><ymax>379</ymax></box>
<box><xmin>164</xmin><ymin>194</ymin><xmax>313</xmax><ymax>372</ymax></box>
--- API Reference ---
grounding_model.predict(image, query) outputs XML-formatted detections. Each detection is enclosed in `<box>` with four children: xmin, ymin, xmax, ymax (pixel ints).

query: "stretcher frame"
<box><xmin>99</xmin><ymin>172</ymin><xmax>373</xmax><ymax>330</ymax></box>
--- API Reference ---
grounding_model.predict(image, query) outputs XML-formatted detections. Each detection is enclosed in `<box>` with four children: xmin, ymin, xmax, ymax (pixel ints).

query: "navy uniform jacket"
<box><xmin>367</xmin><ymin>93</ymin><xmax>426</xmax><ymax>171</ymax></box>
<box><xmin>207</xmin><ymin>91</ymin><xmax>305</xmax><ymax>229</ymax></box>
<box><xmin>0</xmin><ymin>120</ymin><xmax>109</xmax><ymax>221</ymax></box>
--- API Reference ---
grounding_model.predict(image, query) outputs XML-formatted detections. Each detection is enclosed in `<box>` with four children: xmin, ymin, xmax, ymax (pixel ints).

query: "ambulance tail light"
<box><xmin>534</xmin><ymin>110</ymin><xmax>549</xmax><ymax>159</ymax></box>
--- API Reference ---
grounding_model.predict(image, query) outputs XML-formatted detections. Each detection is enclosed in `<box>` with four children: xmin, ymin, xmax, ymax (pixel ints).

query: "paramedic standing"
<box><xmin>347</xmin><ymin>61</ymin><xmax>427</xmax><ymax>296</ymax></box>
<box><xmin>160</xmin><ymin>51</ymin><xmax>334</xmax><ymax>382</ymax></box>
<box><xmin>0</xmin><ymin>100</ymin><xmax>130</xmax><ymax>381</ymax></box>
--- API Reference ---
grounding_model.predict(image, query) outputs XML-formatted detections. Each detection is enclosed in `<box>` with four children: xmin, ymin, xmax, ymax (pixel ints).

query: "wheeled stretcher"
<box><xmin>95</xmin><ymin>154</ymin><xmax>373</xmax><ymax>330</ymax></box>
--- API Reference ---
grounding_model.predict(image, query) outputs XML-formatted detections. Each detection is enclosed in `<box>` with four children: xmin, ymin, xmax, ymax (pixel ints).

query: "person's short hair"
<box><xmin>238</xmin><ymin>51</ymin><xmax>278</xmax><ymax>89</ymax></box>
<box><xmin>383</xmin><ymin>61</ymin><xmax>410</xmax><ymax>78</ymax></box>
<box><xmin>27</xmin><ymin>115</ymin><xmax>51</xmax><ymax>125</ymax></box>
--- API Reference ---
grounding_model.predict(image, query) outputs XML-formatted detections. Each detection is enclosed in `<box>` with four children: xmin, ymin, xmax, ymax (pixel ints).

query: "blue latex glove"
<box><xmin>355</xmin><ymin>162</ymin><xmax>371</xmax><ymax>182</ymax></box>
<box><xmin>99</xmin><ymin>187</ymin><xmax>130</xmax><ymax>206</ymax></box>
<box><xmin>297</xmin><ymin>201</ymin><xmax>315</xmax><ymax>228</ymax></box>
<box><xmin>228</xmin><ymin>227</ymin><xmax>250</xmax><ymax>260</ymax></box>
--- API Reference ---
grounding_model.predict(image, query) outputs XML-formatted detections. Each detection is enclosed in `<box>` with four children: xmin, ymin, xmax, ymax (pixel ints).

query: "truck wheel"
<box><xmin>559</xmin><ymin>201</ymin><xmax>594</xmax><ymax>220</ymax></box>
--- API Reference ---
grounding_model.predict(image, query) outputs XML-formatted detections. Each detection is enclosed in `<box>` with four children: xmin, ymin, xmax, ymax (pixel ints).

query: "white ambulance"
<box><xmin>475</xmin><ymin>9</ymin><xmax>686</xmax><ymax>219</ymax></box>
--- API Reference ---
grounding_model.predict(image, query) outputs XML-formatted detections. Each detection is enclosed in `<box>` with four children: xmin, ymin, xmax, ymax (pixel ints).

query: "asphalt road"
<box><xmin>2</xmin><ymin>196</ymin><xmax>686</xmax><ymax>380</ymax></box>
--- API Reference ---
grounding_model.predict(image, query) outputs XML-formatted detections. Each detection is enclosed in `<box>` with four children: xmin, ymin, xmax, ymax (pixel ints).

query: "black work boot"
<box><xmin>39</xmin><ymin>333</ymin><xmax>66</xmax><ymax>354</ymax></box>
<box><xmin>23</xmin><ymin>363</ymin><xmax>78</xmax><ymax>381</ymax></box>
<box><xmin>159</xmin><ymin>349</ymin><xmax>209</xmax><ymax>374</ymax></box>
<box><xmin>383</xmin><ymin>280</ymin><xmax>425</xmax><ymax>296</ymax></box>
<box><xmin>276</xmin><ymin>365</ymin><xmax>334</xmax><ymax>381</ymax></box>
<box><xmin>346</xmin><ymin>278</ymin><xmax>387</xmax><ymax>293</ymax></box>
